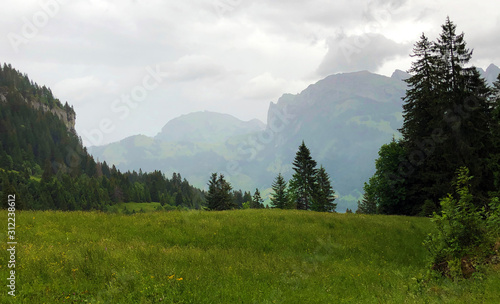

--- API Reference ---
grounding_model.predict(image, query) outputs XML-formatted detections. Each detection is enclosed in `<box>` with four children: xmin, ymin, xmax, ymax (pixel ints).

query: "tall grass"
<box><xmin>0</xmin><ymin>209</ymin><xmax>498</xmax><ymax>303</ymax></box>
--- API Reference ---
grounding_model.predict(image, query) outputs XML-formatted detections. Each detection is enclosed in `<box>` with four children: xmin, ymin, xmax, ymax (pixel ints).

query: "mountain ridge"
<box><xmin>155</xmin><ymin>110</ymin><xmax>265</xmax><ymax>144</ymax></box>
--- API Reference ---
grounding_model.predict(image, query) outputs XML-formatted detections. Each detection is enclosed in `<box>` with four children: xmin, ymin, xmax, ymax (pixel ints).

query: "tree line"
<box><xmin>206</xmin><ymin>141</ymin><xmax>337</xmax><ymax>212</ymax></box>
<box><xmin>357</xmin><ymin>17</ymin><xmax>500</xmax><ymax>216</ymax></box>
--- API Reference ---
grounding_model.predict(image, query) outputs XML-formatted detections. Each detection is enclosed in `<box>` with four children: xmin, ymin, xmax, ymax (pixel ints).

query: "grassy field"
<box><xmin>1</xmin><ymin>209</ymin><xmax>499</xmax><ymax>303</ymax></box>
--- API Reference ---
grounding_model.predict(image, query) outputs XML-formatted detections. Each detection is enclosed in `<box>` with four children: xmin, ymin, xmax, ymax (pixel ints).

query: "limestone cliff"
<box><xmin>0</xmin><ymin>90</ymin><xmax>76</xmax><ymax>134</ymax></box>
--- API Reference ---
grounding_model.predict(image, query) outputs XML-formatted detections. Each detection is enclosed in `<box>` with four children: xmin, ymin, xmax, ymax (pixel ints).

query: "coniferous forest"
<box><xmin>0</xmin><ymin>63</ymin><xmax>208</xmax><ymax>211</ymax></box>
<box><xmin>359</xmin><ymin>18</ymin><xmax>500</xmax><ymax>217</ymax></box>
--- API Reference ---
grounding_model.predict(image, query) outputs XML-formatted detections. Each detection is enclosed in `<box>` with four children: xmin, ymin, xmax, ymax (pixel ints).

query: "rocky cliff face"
<box><xmin>0</xmin><ymin>91</ymin><xmax>76</xmax><ymax>134</ymax></box>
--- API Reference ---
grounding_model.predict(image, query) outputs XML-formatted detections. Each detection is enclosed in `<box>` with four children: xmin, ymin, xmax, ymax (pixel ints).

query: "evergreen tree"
<box><xmin>356</xmin><ymin>182</ymin><xmax>377</xmax><ymax>214</ymax></box>
<box><xmin>251</xmin><ymin>188</ymin><xmax>264</xmax><ymax>209</ymax></box>
<box><xmin>433</xmin><ymin>17</ymin><xmax>493</xmax><ymax>205</ymax></box>
<box><xmin>206</xmin><ymin>173</ymin><xmax>233</xmax><ymax>210</ymax></box>
<box><xmin>312</xmin><ymin>166</ymin><xmax>336</xmax><ymax>212</ymax></box>
<box><xmin>175</xmin><ymin>192</ymin><xmax>183</xmax><ymax>207</ymax></box>
<box><xmin>490</xmin><ymin>74</ymin><xmax>500</xmax><ymax>192</ymax></box>
<box><xmin>288</xmin><ymin>141</ymin><xmax>318</xmax><ymax>210</ymax></box>
<box><xmin>399</xmin><ymin>18</ymin><xmax>495</xmax><ymax>213</ymax></box>
<box><xmin>400</xmin><ymin>32</ymin><xmax>450</xmax><ymax>214</ymax></box>
<box><xmin>270</xmin><ymin>173</ymin><xmax>289</xmax><ymax>209</ymax></box>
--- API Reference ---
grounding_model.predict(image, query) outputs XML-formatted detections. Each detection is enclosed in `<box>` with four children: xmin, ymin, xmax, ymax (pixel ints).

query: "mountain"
<box><xmin>477</xmin><ymin>63</ymin><xmax>500</xmax><ymax>86</ymax></box>
<box><xmin>90</xmin><ymin>70</ymin><xmax>409</xmax><ymax>211</ymax></box>
<box><xmin>390</xmin><ymin>69</ymin><xmax>411</xmax><ymax>82</ymax></box>
<box><xmin>256</xmin><ymin>71</ymin><xmax>406</xmax><ymax>209</ymax></box>
<box><xmin>155</xmin><ymin>111</ymin><xmax>265</xmax><ymax>143</ymax></box>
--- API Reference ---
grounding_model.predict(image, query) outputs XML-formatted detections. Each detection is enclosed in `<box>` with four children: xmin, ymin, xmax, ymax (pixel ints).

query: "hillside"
<box><xmin>0</xmin><ymin>63</ymin><xmax>205</xmax><ymax>211</ymax></box>
<box><xmin>3</xmin><ymin>209</ymin><xmax>499</xmax><ymax>303</ymax></box>
<box><xmin>155</xmin><ymin>111</ymin><xmax>265</xmax><ymax>143</ymax></box>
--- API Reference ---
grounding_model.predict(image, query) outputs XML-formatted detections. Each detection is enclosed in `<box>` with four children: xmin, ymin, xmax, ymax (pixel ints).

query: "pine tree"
<box><xmin>399</xmin><ymin>18</ymin><xmax>495</xmax><ymax>213</ymax></box>
<box><xmin>206</xmin><ymin>173</ymin><xmax>233</xmax><ymax>210</ymax></box>
<box><xmin>288</xmin><ymin>141</ymin><xmax>318</xmax><ymax>210</ymax></box>
<box><xmin>251</xmin><ymin>188</ymin><xmax>264</xmax><ymax>209</ymax></box>
<box><xmin>434</xmin><ymin>18</ymin><xmax>494</xmax><ymax>205</ymax></box>
<box><xmin>270</xmin><ymin>173</ymin><xmax>289</xmax><ymax>209</ymax></box>
<box><xmin>400</xmin><ymin>32</ymin><xmax>450</xmax><ymax>213</ymax></box>
<box><xmin>490</xmin><ymin>74</ymin><xmax>500</xmax><ymax>191</ymax></box>
<box><xmin>312</xmin><ymin>166</ymin><xmax>336</xmax><ymax>212</ymax></box>
<box><xmin>356</xmin><ymin>182</ymin><xmax>377</xmax><ymax>214</ymax></box>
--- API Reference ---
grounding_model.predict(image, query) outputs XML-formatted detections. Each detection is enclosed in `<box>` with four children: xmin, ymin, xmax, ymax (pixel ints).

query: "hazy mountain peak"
<box><xmin>391</xmin><ymin>69</ymin><xmax>411</xmax><ymax>81</ymax></box>
<box><xmin>486</xmin><ymin>63</ymin><xmax>499</xmax><ymax>73</ymax></box>
<box><xmin>155</xmin><ymin>111</ymin><xmax>265</xmax><ymax>143</ymax></box>
<box><xmin>477</xmin><ymin>63</ymin><xmax>499</xmax><ymax>86</ymax></box>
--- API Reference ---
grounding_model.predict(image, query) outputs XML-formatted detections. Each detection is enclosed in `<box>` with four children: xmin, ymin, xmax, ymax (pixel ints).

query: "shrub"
<box><xmin>424</xmin><ymin>167</ymin><xmax>492</xmax><ymax>279</ymax></box>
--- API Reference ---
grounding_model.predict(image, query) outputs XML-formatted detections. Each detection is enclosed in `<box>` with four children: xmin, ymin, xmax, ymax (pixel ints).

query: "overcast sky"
<box><xmin>1</xmin><ymin>0</ymin><xmax>499</xmax><ymax>146</ymax></box>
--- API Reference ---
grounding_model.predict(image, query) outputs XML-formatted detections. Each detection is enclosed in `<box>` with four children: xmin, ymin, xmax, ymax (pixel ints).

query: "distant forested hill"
<box><xmin>0</xmin><ymin>63</ymin><xmax>205</xmax><ymax>210</ymax></box>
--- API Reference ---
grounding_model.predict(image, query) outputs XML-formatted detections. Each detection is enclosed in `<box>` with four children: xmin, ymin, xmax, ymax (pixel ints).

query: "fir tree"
<box><xmin>490</xmin><ymin>74</ymin><xmax>500</xmax><ymax>191</ymax></box>
<box><xmin>270</xmin><ymin>173</ymin><xmax>289</xmax><ymax>209</ymax></box>
<box><xmin>356</xmin><ymin>183</ymin><xmax>377</xmax><ymax>214</ymax></box>
<box><xmin>251</xmin><ymin>188</ymin><xmax>264</xmax><ymax>209</ymax></box>
<box><xmin>288</xmin><ymin>141</ymin><xmax>318</xmax><ymax>210</ymax></box>
<box><xmin>312</xmin><ymin>166</ymin><xmax>336</xmax><ymax>212</ymax></box>
<box><xmin>206</xmin><ymin>173</ymin><xmax>233</xmax><ymax>210</ymax></box>
<box><xmin>399</xmin><ymin>18</ymin><xmax>495</xmax><ymax>213</ymax></box>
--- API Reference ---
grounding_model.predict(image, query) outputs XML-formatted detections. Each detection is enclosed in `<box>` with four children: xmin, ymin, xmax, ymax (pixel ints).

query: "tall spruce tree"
<box><xmin>490</xmin><ymin>74</ymin><xmax>500</xmax><ymax>192</ymax></box>
<box><xmin>356</xmin><ymin>184</ymin><xmax>377</xmax><ymax>215</ymax></box>
<box><xmin>251</xmin><ymin>188</ymin><xmax>264</xmax><ymax>209</ymax></box>
<box><xmin>312</xmin><ymin>166</ymin><xmax>336</xmax><ymax>212</ymax></box>
<box><xmin>206</xmin><ymin>173</ymin><xmax>233</xmax><ymax>210</ymax></box>
<box><xmin>400</xmin><ymin>32</ymin><xmax>450</xmax><ymax>214</ymax></box>
<box><xmin>270</xmin><ymin>173</ymin><xmax>289</xmax><ymax>209</ymax></box>
<box><xmin>399</xmin><ymin>18</ymin><xmax>495</xmax><ymax>213</ymax></box>
<box><xmin>288</xmin><ymin>141</ymin><xmax>318</xmax><ymax>210</ymax></box>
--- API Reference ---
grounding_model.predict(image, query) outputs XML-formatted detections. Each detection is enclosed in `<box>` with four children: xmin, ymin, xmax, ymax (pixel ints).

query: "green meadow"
<box><xmin>1</xmin><ymin>210</ymin><xmax>499</xmax><ymax>303</ymax></box>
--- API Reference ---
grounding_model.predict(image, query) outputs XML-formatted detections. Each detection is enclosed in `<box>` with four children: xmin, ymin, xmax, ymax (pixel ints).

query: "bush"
<box><xmin>487</xmin><ymin>197</ymin><xmax>500</xmax><ymax>239</ymax></box>
<box><xmin>163</xmin><ymin>204</ymin><xmax>176</xmax><ymax>211</ymax></box>
<box><xmin>424</xmin><ymin>167</ymin><xmax>492</xmax><ymax>279</ymax></box>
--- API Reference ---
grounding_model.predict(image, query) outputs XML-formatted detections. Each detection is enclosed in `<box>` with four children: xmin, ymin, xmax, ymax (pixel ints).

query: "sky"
<box><xmin>1</xmin><ymin>0</ymin><xmax>499</xmax><ymax>147</ymax></box>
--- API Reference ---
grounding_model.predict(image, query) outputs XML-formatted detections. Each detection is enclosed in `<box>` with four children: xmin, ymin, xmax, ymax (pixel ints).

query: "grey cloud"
<box><xmin>316</xmin><ymin>33</ymin><xmax>411</xmax><ymax>76</ymax></box>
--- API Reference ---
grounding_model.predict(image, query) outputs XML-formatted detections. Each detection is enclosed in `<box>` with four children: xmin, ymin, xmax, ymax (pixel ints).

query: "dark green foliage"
<box><xmin>397</xmin><ymin>18</ymin><xmax>497</xmax><ymax>214</ymax></box>
<box><xmin>270</xmin><ymin>173</ymin><xmax>289</xmax><ymax>209</ymax></box>
<box><xmin>250</xmin><ymin>188</ymin><xmax>264</xmax><ymax>209</ymax></box>
<box><xmin>287</xmin><ymin>142</ymin><xmax>336</xmax><ymax>212</ymax></box>
<box><xmin>206</xmin><ymin>173</ymin><xmax>234</xmax><ymax>210</ymax></box>
<box><xmin>365</xmin><ymin>139</ymin><xmax>407</xmax><ymax>214</ymax></box>
<box><xmin>288</xmin><ymin>141</ymin><xmax>318</xmax><ymax>210</ymax></box>
<box><xmin>425</xmin><ymin>167</ymin><xmax>497</xmax><ymax>279</ymax></box>
<box><xmin>356</xmin><ymin>183</ymin><xmax>377</xmax><ymax>214</ymax></box>
<box><xmin>486</xmin><ymin>197</ymin><xmax>500</xmax><ymax>239</ymax></box>
<box><xmin>312</xmin><ymin>166</ymin><xmax>336</xmax><ymax>212</ymax></box>
<box><xmin>489</xmin><ymin>74</ymin><xmax>500</xmax><ymax>192</ymax></box>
